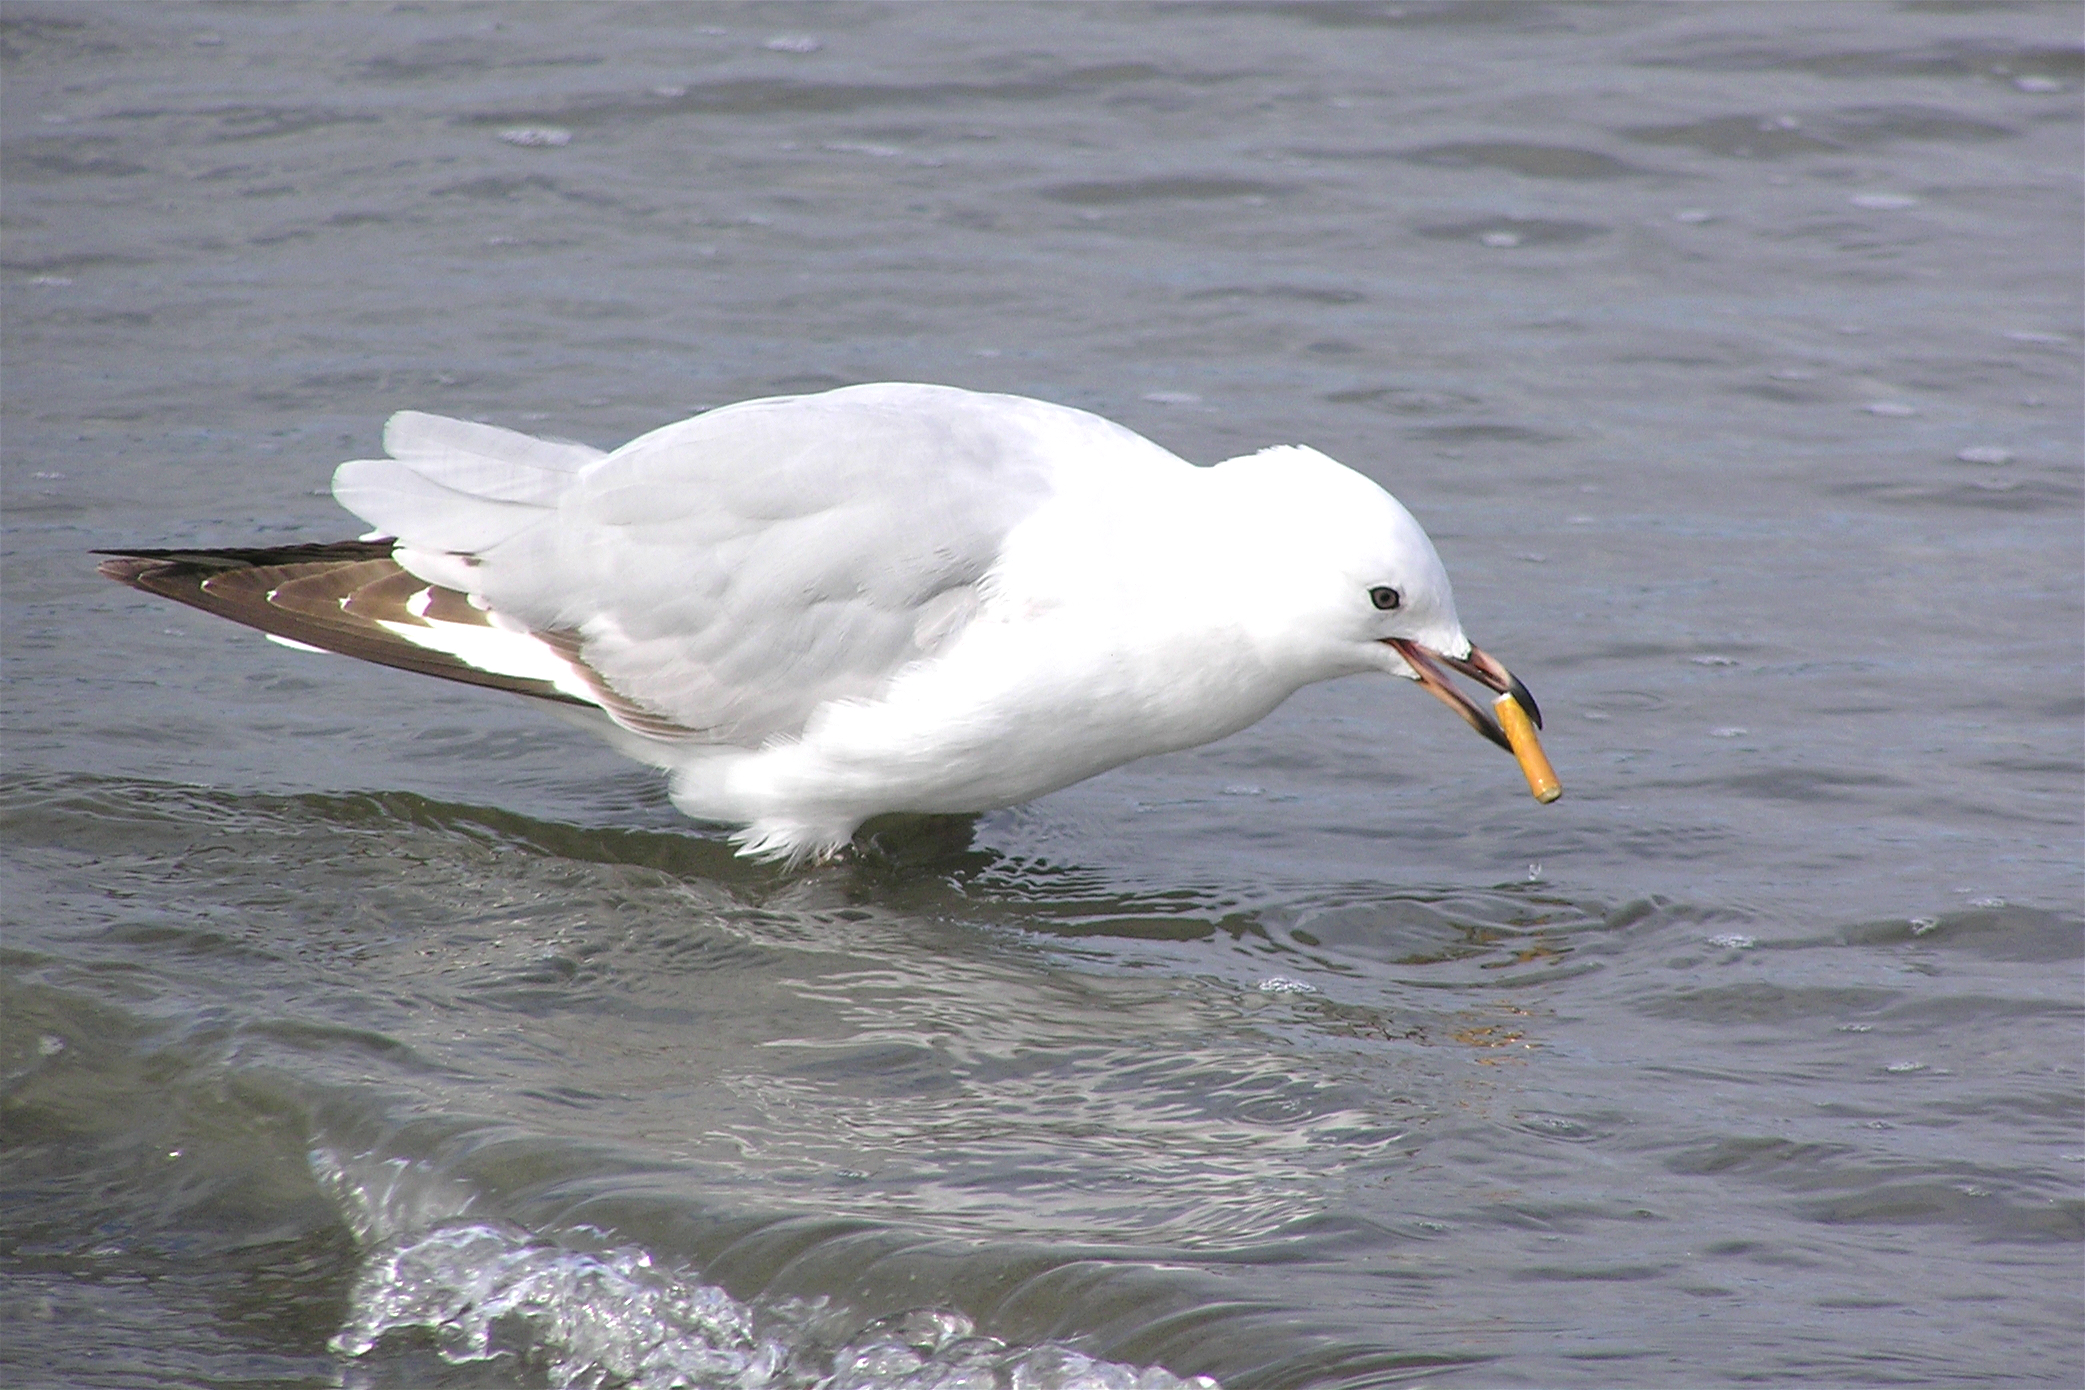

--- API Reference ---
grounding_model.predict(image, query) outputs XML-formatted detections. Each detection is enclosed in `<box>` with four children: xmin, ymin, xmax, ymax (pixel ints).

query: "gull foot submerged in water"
<box><xmin>100</xmin><ymin>383</ymin><xmax>1559</xmax><ymax>861</ymax></box>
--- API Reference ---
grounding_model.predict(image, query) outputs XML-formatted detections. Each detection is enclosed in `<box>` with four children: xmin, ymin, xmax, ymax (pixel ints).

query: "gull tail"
<box><xmin>98</xmin><ymin>411</ymin><xmax>619</xmax><ymax>708</ymax></box>
<box><xmin>329</xmin><ymin>410</ymin><xmax>605</xmax><ymax>596</ymax></box>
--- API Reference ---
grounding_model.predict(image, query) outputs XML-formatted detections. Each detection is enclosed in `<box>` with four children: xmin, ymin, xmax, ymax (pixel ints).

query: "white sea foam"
<box><xmin>326</xmin><ymin>1214</ymin><xmax>1220</xmax><ymax>1390</ymax></box>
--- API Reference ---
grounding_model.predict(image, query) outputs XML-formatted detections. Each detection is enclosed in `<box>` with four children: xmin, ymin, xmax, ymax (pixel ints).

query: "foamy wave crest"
<box><xmin>311</xmin><ymin>1143</ymin><xmax>483</xmax><ymax>1248</ymax></box>
<box><xmin>331</xmin><ymin>1219</ymin><xmax>1221</xmax><ymax>1390</ymax></box>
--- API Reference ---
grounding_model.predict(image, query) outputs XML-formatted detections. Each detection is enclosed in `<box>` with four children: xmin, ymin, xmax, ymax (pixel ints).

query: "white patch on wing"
<box><xmin>374</xmin><ymin>611</ymin><xmax>601</xmax><ymax>704</ymax></box>
<box><xmin>265</xmin><ymin>633</ymin><xmax>330</xmax><ymax>654</ymax></box>
<box><xmin>911</xmin><ymin>586</ymin><xmax>979</xmax><ymax>654</ymax></box>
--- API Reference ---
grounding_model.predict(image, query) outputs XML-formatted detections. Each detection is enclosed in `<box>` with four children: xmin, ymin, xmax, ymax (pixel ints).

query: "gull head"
<box><xmin>1206</xmin><ymin>445</ymin><xmax>1553</xmax><ymax>790</ymax></box>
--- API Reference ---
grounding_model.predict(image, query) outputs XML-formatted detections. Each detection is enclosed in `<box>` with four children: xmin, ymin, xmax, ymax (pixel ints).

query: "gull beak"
<box><xmin>1386</xmin><ymin>638</ymin><xmax>1561</xmax><ymax>803</ymax></box>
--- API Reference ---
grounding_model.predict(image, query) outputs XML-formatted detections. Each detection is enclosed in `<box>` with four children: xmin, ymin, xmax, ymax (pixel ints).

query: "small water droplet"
<box><xmin>1691</xmin><ymin>655</ymin><xmax>1740</xmax><ymax>666</ymax></box>
<box><xmin>763</xmin><ymin>34</ymin><xmax>822</xmax><ymax>53</ymax></box>
<box><xmin>1710</xmin><ymin>933</ymin><xmax>1755</xmax><ymax>949</ymax></box>
<box><xmin>1885</xmin><ymin>1060</ymin><xmax>1927</xmax><ymax>1073</ymax></box>
<box><xmin>1955</xmin><ymin>445</ymin><xmax>2013</xmax><ymax>465</ymax></box>
<box><xmin>1969</xmin><ymin>896</ymin><xmax>2005</xmax><ymax>908</ymax></box>
<box><xmin>1709</xmin><ymin>726</ymin><xmax>1747</xmax><ymax>738</ymax></box>
<box><xmin>1850</xmin><ymin>192</ymin><xmax>1919</xmax><ymax>210</ymax></box>
<box><xmin>1257</xmin><ymin>977</ymin><xmax>1317</xmax><ymax>994</ymax></box>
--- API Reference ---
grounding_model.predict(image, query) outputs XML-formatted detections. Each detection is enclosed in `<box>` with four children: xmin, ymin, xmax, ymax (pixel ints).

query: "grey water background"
<box><xmin>4</xmin><ymin>2</ymin><xmax>2081</xmax><ymax>1385</ymax></box>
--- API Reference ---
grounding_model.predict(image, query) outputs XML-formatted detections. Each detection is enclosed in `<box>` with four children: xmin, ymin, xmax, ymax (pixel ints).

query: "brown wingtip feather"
<box><xmin>97</xmin><ymin>539</ymin><xmax>398</xmax><ymax>584</ymax></box>
<box><xmin>94</xmin><ymin>540</ymin><xmax>590</xmax><ymax>707</ymax></box>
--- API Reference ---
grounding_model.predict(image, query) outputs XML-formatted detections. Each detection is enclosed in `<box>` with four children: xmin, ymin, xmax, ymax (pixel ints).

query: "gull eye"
<box><xmin>1369</xmin><ymin>585</ymin><xmax>1402</xmax><ymax>611</ymax></box>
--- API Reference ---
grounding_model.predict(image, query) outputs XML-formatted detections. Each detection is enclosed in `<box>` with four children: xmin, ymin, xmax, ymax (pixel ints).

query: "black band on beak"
<box><xmin>1443</xmin><ymin>646</ymin><xmax>1542</xmax><ymax>729</ymax></box>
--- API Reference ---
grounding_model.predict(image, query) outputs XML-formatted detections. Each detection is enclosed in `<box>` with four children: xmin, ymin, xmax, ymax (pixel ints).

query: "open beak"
<box><xmin>1386</xmin><ymin>638</ymin><xmax>1561</xmax><ymax>803</ymax></box>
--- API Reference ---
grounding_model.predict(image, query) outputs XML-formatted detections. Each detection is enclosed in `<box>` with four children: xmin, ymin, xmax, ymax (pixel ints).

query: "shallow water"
<box><xmin>4</xmin><ymin>2</ymin><xmax>2081</xmax><ymax>1386</ymax></box>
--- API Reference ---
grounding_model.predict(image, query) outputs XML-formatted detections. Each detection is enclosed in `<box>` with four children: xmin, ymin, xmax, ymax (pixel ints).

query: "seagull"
<box><xmin>100</xmin><ymin>382</ymin><xmax>1559</xmax><ymax>861</ymax></box>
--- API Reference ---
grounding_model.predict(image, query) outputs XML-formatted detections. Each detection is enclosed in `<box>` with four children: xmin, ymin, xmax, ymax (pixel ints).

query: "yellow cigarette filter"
<box><xmin>1494</xmin><ymin>693</ymin><xmax>1562</xmax><ymax>804</ymax></box>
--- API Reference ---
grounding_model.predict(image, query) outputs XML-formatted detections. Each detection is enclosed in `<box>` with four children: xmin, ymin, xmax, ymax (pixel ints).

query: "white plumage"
<box><xmin>112</xmin><ymin>383</ymin><xmax>1554</xmax><ymax>860</ymax></box>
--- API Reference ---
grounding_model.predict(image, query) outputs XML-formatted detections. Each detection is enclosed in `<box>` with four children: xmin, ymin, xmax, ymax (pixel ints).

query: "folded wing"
<box><xmin>108</xmin><ymin>385</ymin><xmax>1179</xmax><ymax>751</ymax></box>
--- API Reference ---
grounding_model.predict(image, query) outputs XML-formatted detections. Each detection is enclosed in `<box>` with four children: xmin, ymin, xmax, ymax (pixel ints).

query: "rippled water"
<box><xmin>5</xmin><ymin>3</ymin><xmax>2081</xmax><ymax>1387</ymax></box>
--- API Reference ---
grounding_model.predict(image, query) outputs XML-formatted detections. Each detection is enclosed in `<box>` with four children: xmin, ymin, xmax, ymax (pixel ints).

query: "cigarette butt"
<box><xmin>1495</xmin><ymin>693</ymin><xmax>1562</xmax><ymax>804</ymax></box>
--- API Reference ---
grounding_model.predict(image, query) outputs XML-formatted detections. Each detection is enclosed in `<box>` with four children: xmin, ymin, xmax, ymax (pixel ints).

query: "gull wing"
<box><xmin>95</xmin><ymin>541</ymin><xmax>592</xmax><ymax>707</ymax></box>
<box><xmin>145</xmin><ymin>384</ymin><xmax>1187</xmax><ymax>749</ymax></box>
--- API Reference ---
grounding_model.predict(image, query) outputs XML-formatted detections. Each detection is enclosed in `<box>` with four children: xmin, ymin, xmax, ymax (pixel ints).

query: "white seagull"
<box><xmin>101</xmin><ymin>383</ymin><xmax>1559</xmax><ymax>861</ymax></box>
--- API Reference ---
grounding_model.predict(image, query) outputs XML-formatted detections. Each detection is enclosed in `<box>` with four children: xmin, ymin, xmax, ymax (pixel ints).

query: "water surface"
<box><xmin>4</xmin><ymin>3</ymin><xmax>2080</xmax><ymax>1386</ymax></box>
